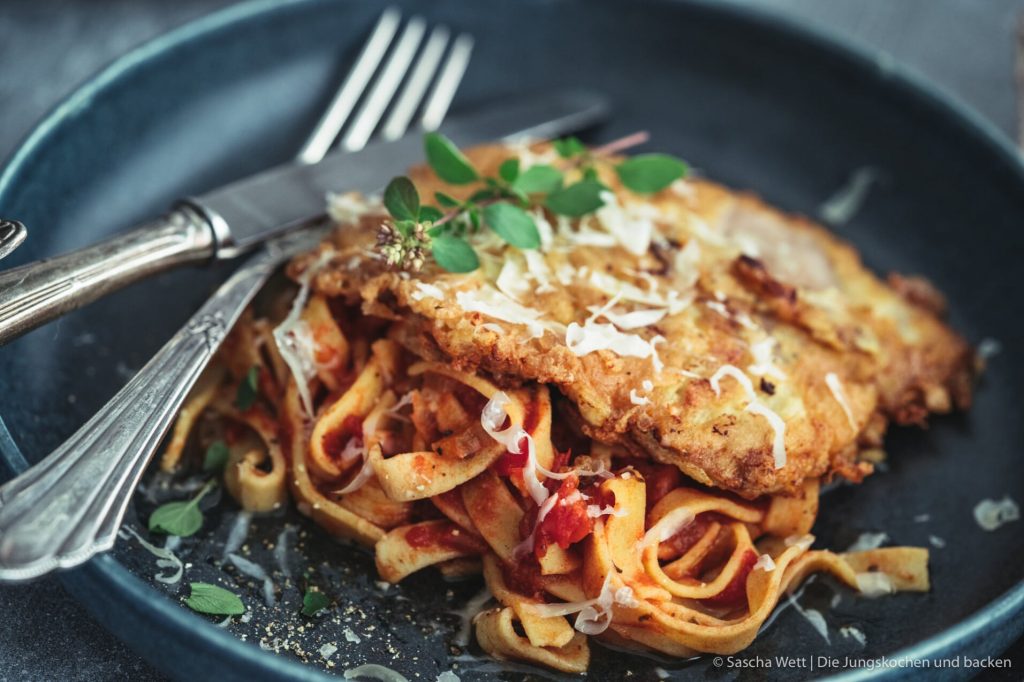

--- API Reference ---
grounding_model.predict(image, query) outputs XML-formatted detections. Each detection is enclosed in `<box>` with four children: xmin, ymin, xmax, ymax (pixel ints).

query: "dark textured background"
<box><xmin>0</xmin><ymin>0</ymin><xmax>1021</xmax><ymax>679</ymax></box>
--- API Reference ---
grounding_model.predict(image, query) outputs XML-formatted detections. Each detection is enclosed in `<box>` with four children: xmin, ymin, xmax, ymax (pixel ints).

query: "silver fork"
<box><xmin>0</xmin><ymin>9</ymin><xmax>473</xmax><ymax>582</ymax></box>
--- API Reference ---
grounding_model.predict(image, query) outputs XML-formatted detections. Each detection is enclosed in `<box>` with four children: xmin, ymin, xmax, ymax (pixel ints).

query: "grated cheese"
<box><xmin>754</xmin><ymin>553</ymin><xmax>777</xmax><ymax>572</ymax></box>
<box><xmin>973</xmin><ymin>496</ymin><xmax>1020</xmax><ymax>531</ymax></box>
<box><xmin>825</xmin><ymin>372</ymin><xmax>857</xmax><ymax>431</ymax></box>
<box><xmin>785</xmin><ymin>533</ymin><xmax>815</xmax><ymax>550</ymax></box>
<box><xmin>481</xmin><ymin>392</ymin><xmax>549</xmax><ymax>505</ymax></box>
<box><xmin>641</xmin><ymin>507</ymin><xmax>695</xmax><ymax>549</ymax></box>
<box><xmin>855</xmin><ymin>572</ymin><xmax>895</xmax><ymax>598</ymax></box>
<box><xmin>410</xmin><ymin>281</ymin><xmax>445</xmax><ymax>302</ymax></box>
<box><xmin>588</xmin><ymin>304</ymin><xmax>668</xmax><ymax>330</ymax></box>
<box><xmin>929</xmin><ymin>535</ymin><xmax>946</xmax><ymax>549</ymax></box>
<box><xmin>594</xmin><ymin>190</ymin><xmax>657</xmax><ymax>256</ymax></box>
<box><xmin>566</xmin><ymin>320</ymin><xmax>664</xmax><ymax>374</ymax></box>
<box><xmin>845</xmin><ymin>532</ymin><xmax>888</xmax><ymax>552</ymax></box>
<box><xmin>456</xmin><ymin>286</ymin><xmax>557</xmax><ymax>339</ymax></box>
<box><xmin>629</xmin><ymin>389</ymin><xmax>650</xmax><ymax>406</ymax></box>
<box><xmin>227</xmin><ymin>553</ymin><xmax>276</xmax><ymax>606</ymax></box>
<box><xmin>273</xmin><ymin>250</ymin><xmax>335</xmax><ymax>416</ymax></box>
<box><xmin>748</xmin><ymin>337</ymin><xmax>787</xmax><ymax>381</ymax></box>
<box><xmin>343</xmin><ymin>664</ymin><xmax>409</xmax><ymax>682</ymax></box>
<box><xmin>118</xmin><ymin>526</ymin><xmax>184</xmax><ymax>585</ymax></box>
<box><xmin>787</xmin><ymin>594</ymin><xmax>830</xmax><ymax>644</ymax></box>
<box><xmin>710</xmin><ymin>364</ymin><xmax>787</xmax><ymax>468</ymax></box>
<box><xmin>840</xmin><ymin>626</ymin><xmax>867</xmax><ymax>646</ymax></box>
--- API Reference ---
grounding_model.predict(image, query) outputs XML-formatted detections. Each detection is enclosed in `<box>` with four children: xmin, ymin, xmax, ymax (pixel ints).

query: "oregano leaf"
<box><xmin>615</xmin><ymin>153</ymin><xmax>687</xmax><ymax>193</ymax></box>
<box><xmin>235</xmin><ymin>366</ymin><xmax>260</xmax><ymax>411</ymax></box>
<box><xmin>383</xmin><ymin>177</ymin><xmax>420</xmax><ymax>221</ymax></box>
<box><xmin>512</xmin><ymin>164</ymin><xmax>563</xmax><ymax>195</ymax></box>
<box><xmin>498</xmin><ymin>158</ymin><xmax>520</xmax><ymax>183</ymax></box>
<box><xmin>434</xmin><ymin>192</ymin><xmax>460</xmax><ymax>208</ymax></box>
<box><xmin>545</xmin><ymin>179</ymin><xmax>607</xmax><ymax>217</ymax></box>
<box><xmin>431</xmin><ymin>235</ymin><xmax>479</xmax><ymax>273</ymax></box>
<box><xmin>482</xmin><ymin>202</ymin><xmax>540</xmax><ymax>249</ymax></box>
<box><xmin>418</xmin><ymin>206</ymin><xmax>444</xmax><ymax>223</ymax></box>
<box><xmin>553</xmin><ymin>136</ymin><xmax>586</xmax><ymax>159</ymax></box>
<box><xmin>424</xmin><ymin>133</ymin><xmax>478</xmax><ymax>184</ymax></box>
<box><xmin>149</xmin><ymin>479</ymin><xmax>215</xmax><ymax>537</ymax></box>
<box><xmin>202</xmin><ymin>441</ymin><xmax>230</xmax><ymax>472</ymax></box>
<box><xmin>301</xmin><ymin>589</ymin><xmax>331</xmax><ymax>617</ymax></box>
<box><xmin>186</xmin><ymin>583</ymin><xmax>245</xmax><ymax>616</ymax></box>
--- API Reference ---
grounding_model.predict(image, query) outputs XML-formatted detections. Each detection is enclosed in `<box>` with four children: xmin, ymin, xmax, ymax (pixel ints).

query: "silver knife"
<box><xmin>0</xmin><ymin>92</ymin><xmax>609</xmax><ymax>581</ymax></box>
<box><xmin>0</xmin><ymin>90</ymin><xmax>608</xmax><ymax>345</ymax></box>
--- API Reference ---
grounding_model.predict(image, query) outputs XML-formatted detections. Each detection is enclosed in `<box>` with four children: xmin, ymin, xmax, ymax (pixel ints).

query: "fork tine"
<box><xmin>380</xmin><ymin>25</ymin><xmax>451</xmax><ymax>141</ymax></box>
<box><xmin>342</xmin><ymin>17</ymin><xmax>427</xmax><ymax>152</ymax></box>
<box><xmin>420</xmin><ymin>33</ymin><xmax>474</xmax><ymax>132</ymax></box>
<box><xmin>297</xmin><ymin>7</ymin><xmax>401</xmax><ymax>164</ymax></box>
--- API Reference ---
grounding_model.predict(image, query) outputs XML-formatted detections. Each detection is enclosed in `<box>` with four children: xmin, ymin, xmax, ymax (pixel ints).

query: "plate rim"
<box><xmin>0</xmin><ymin>0</ymin><xmax>1021</xmax><ymax>678</ymax></box>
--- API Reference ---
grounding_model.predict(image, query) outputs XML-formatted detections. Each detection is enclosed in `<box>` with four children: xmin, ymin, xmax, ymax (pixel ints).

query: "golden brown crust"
<box><xmin>291</xmin><ymin>144</ymin><xmax>974</xmax><ymax>498</ymax></box>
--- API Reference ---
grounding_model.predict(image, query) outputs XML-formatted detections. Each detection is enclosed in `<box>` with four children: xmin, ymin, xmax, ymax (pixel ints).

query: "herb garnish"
<box><xmin>202</xmin><ymin>440</ymin><xmax>230</xmax><ymax>472</ymax></box>
<box><xmin>374</xmin><ymin>132</ymin><xmax>687</xmax><ymax>273</ymax></box>
<box><xmin>149</xmin><ymin>479</ymin><xmax>216</xmax><ymax>537</ymax></box>
<box><xmin>301</xmin><ymin>588</ymin><xmax>331</xmax><ymax>617</ymax></box>
<box><xmin>234</xmin><ymin>366</ymin><xmax>260</xmax><ymax>411</ymax></box>
<box><xmin>185</xmin><ymin>582</ymin><xmax>245</xmax><ymax>616</ymax></box>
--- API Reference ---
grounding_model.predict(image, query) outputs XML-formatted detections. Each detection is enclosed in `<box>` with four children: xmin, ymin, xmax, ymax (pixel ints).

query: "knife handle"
<box><xmin>0</xmin><ymin>206</ymin><xmax>215</xmax><ymax>345</ymax></box>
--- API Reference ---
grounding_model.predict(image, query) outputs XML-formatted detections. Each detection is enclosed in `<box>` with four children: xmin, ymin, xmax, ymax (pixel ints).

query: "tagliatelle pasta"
<box><xmin>161</xmin><ymin>287</ymin><xmax>930</xmax><ymax>672</ymax></box>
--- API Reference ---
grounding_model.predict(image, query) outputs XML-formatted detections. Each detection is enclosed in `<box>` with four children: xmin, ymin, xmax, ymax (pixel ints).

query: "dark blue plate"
<box><xmin>1</xmin><ymin>0</ymin><xmax>1022</xmax><ymax>679</ymax></box>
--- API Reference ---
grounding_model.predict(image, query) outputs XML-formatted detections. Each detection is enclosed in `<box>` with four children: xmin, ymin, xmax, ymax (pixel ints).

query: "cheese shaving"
<box><xmin>754</xmin><ymin>553</ymin><xmax>776</xmax><ymax>572</ymax></box>
<box><xmin>118</xmin><ymin>526</ymin><xmax>183</xmax><ymax>585</ymax></box>
<box><xmin>710</xmin><ymin>364</ymin><xmax>787</xmax><ymax>468</ymax></box>
<box><xmin>787</xmin><ymin>595</ymin><xmax>830</xmax><ymax>643</ymax></box>
<box><xmin>481</xmin><ymin>392</ymin><xmax>549</xmax><ymax>506</ymax></box>
<box><xmin>566</xmin><ymin>320</ymin><xmax>664</xmax><ymax>373</ymax></box>
<box><xmin>785</xmin><ymin>533</ymin><xmax>815</xmax><ymax>550</ymax></box>
<box><xmin>855</xmin><ymin>572</ymin><xmax>895</xmax><ymax>598</ymax></box>
<box><xmin>845</xmin><ymin>532</ymin><xmax>888</xmax><ymax>552</ymax></box>
<box><xmin>973</xmin><ymin>496</ymin><xmax>1020</xmax><ymax>531</ymax></box>
<box><xmin>748</xmin><ymin>337</ymin><xmax>787</xmax><ymax>381</ymax></box>
<box><xmin>840</xmin><ymin>626</ymin><xmax>867</xmax><ymax>646</ymax></box>
<box><xmin>595</xmin><ymin>190</ymin><xmax>656</xmax><ymax>255</ymax></box>
<box><xmin>343</xmin><ymin>664</ymin><xmax>409</xmax><ymax>682</ymax></box>
<box><xmin>641</xmin><ymin>507</ymin><xmax>695</xmax><ymax>549</ymax></box>
<box><xmin>456</xmin><ymin>286</ymin><xmax>556</xmax><ymax>339</ymax></box>
<box><xmin>587</xmin><ymin>270</ymin><xmax>688</xmax><ymax>313</ymax></box>
<box><xmin>410</xmin><ymin>281</ymin><xmax>445</xmax><ymax>302</ymax></box>
<box><xmin>745</xmin><ymin>401</ymin><xmax>787</xmax><ymax>469</ymax></box>
<box><xmin>825</xmin><ymin>372</ymin><xmax>857</xmax><ymax>430</ymax></box>
<box><xmin>273</xmin><ymin>250</ymin><xmax>334</xmax><ymax>416</ymax></box>
<box><xmin>227</xmin><ymin>553</ymin><xmax>276</xmax><ymax>606</ymax></box>
<box><xmin>629</xmin><ymin>389</ymin><xmax>650</xmax><ymax>406</ymax></box>
<box><xmin>588</xmin><ymin>305</ymin><xmax>669</xmax><ymax>330</ymax></box>
<box><xmin>710</xmin><ymin>364</ymin><xmax>757</xmax><ymax>401</ymax></box>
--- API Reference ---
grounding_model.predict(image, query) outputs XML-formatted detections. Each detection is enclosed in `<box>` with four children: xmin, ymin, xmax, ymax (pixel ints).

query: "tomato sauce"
<box><xmin>321</xmin><ymin>414</ymin><xmax>363</xmax><ymax>463</ymax></box>
<box><xmin>405</xmin><ymin>522</ymin><xmax>487</xmax><ymax>554</ymax></box>
<box><xmin>699</xmin><ymin>549</ymin><xmax>758</xmax><ymax>610</ymax></box>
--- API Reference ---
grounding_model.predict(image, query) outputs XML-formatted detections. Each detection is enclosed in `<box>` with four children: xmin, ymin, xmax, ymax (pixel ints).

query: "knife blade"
<box><xmin>0</xmin><ymin>90</ymin><xmax>609</xmax><ymax>344</ymax></box>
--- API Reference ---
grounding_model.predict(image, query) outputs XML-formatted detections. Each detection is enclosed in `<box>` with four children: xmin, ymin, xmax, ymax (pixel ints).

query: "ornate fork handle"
<box><xmin>0</xmin><ymin>232</ymin><xmax>318</xmax><ymax>582</ymax></box>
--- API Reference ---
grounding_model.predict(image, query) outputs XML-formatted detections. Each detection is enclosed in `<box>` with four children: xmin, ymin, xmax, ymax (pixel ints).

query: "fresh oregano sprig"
<box><xmin>375</xmin><ymin>131</ymin><xmax>687</xmax><ymax>273</ymax></box>
<box><xmin>149</xmin><ymin>478</ymin><xmax>217</xmax><ymax>537</ymax></box>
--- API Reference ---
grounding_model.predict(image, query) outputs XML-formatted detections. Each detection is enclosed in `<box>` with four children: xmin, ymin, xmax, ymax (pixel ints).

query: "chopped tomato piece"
<box><xmin>532</xmin><ymin>474</ymin><xmax>593</xmax><ymax>558</ymax></box>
